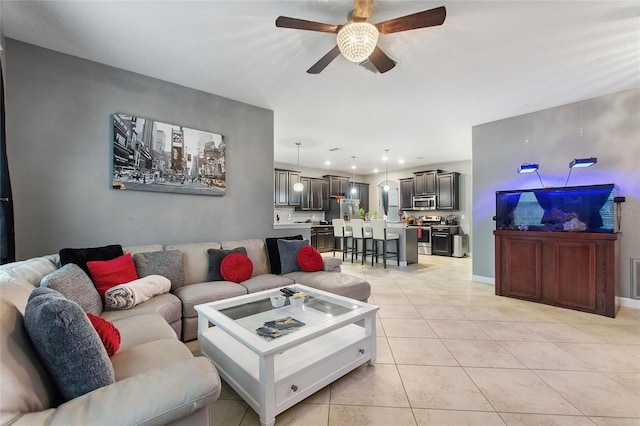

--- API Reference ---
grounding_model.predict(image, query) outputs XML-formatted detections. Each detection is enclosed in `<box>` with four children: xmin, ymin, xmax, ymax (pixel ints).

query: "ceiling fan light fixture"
<box><xmin>337</xmin><ymin>22</ymin><xmax>379</xmax><ymax>62</ymax></box>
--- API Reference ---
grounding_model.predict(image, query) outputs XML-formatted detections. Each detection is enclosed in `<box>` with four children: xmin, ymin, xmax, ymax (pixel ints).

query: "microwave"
<box><xmin>413</xmin><ymin>196</ymin><xmax>437</xmax><ymax>210</ymax></box>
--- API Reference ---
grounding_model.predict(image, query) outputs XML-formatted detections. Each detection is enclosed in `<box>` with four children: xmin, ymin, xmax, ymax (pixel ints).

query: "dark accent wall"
<box><xmin>472</xmin><ymin>89</ymin><xmax>640</xmax><ymax>298</ymax></box>
<box><xmin>5</xmin><ymin>40</ymin><xmax>294</xmax><ymax>259</ymax></box>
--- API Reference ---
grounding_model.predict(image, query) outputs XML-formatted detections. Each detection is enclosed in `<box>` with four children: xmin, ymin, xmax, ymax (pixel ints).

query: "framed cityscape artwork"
<box><xmin>112</xmin><ymin>113</ymin><xmax>225</xmax><ymax>196</ymax></box>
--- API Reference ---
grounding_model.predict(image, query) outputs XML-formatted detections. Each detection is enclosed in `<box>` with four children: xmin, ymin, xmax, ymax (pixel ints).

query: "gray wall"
<box><xmin>472</xmin><ymin>89</ymin><xmax>640</xmax><ymax>298</ymax></box>
<box><xmin>5</xmin><ymin>40</ymin><xmax>296</xmax><ymax>259</ymax></box>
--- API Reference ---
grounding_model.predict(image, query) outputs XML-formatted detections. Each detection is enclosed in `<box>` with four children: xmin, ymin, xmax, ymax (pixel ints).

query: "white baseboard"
<box><xmin>470</xmin><ymin>278</ymin><xmax>640</xmax><ymax>309</ymax></box>
<box><xmin>617</xmin><ymin>296</ymin><xmax>640</xmax><ymax>309</ymax></box>
<box><xmin>472</xmin><ymin>275</ymin><xmax>495</xmax><ymax>285</ymax></box>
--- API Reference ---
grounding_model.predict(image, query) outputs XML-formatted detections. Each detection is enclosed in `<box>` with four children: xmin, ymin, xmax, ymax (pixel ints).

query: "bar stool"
<box><xmin>371</xmin><ymin>219</ymin><xmax>400</xmax><ymax>268</ymax></box>
<box><xmin>332</xmin><ymin>218</ymin><xmax>352</xmax><ymax>261</ymax></box>
<box><xmin>350</xmin><ymin>219</ymin><xmax>373</xmax><ymax>264</ymax></box>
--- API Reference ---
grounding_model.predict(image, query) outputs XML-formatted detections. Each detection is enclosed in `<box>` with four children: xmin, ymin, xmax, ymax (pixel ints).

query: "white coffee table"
<box><xmin>195</xmin><ymin>284</ymin><xmax>378</xmax><ymax>426</ymax></box>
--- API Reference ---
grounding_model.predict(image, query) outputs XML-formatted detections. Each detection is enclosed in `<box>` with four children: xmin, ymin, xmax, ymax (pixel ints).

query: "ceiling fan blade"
<box><xmin>352</xmin><ymin>0</ymin><xmax>374</xmax><ymax>20</ymax></box>
<box><xmin>375</xmin><ymin>6</ymin><xmax>446</xmax><ymax>34</ymax></box>
<box><xmin>307</xmin><ymin>46</ymin><xmax>341</xmax><ymax>74</ymax></box>
<box><xmin>276</xmin><ymin>16</ymin><xmax>340</xmax><ymax>33</ymax></box>
<box><xmin>367</xmin><ymin>46</ymin><xmax>396</xmax><ymax>74</ymax></box>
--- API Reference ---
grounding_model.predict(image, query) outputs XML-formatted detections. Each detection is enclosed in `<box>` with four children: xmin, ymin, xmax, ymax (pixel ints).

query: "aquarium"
<box><xmin>496</xmin><ymin>184</ymin><xmax>616</xmax><ymax>233</ymax></box>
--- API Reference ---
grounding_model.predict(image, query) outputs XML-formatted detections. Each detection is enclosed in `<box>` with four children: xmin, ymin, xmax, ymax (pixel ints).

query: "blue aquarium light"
<box><xmin>517</xmin><ymin>163</ymin><xmax>539</xmax><ymax>174</ymax></box>
<box><xmin>569</xmin><ymin>157</ymin><xmax>597</xmax><ymax>168</ymax></box>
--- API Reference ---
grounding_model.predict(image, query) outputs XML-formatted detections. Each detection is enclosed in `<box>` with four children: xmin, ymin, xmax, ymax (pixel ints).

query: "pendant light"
<box><xmin>383</xmin><ymin>149</ymin><xmax>390</xmax><ymax>192</ymax></box>
<box><xmin>293</xmin><ymin>142</ymin><xmax>304</xmax><ymax>192</ymax></box>
<box><xmin>350</xmin><ymin>156</ymin><xmax>357</xmax><ymax>196</ymax></box>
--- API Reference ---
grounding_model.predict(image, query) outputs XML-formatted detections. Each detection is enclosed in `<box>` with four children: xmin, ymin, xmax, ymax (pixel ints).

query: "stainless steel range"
<box><xmin>414</xmin><ymin>216</ymin><xmax>442</xmax><ymax>256</ymax></box>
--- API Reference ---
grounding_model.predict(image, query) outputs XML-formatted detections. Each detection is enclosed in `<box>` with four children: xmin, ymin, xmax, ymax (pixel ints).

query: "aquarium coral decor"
<box><xmin>496</xmin><ymin>184</ymin><xmax>615</xmax><ymax>233</ymax></box>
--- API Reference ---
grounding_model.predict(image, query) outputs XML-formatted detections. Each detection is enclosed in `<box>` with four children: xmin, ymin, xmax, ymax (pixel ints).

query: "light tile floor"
<box><xmin>200</xmin><ymin>254</ymin><xmax>640</xmax><ymax>426</ymax></box>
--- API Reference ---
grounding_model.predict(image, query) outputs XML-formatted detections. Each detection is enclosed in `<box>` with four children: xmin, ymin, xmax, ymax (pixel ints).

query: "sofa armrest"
<box><xmin>43</xmin><ymin>357</ymin><xmax>220</xmax><ymax>426</ymax></box>
<box><xmin>323</xmin><ymin>257</ymin><xmax>342</xmax><ymax>272</ymax></box>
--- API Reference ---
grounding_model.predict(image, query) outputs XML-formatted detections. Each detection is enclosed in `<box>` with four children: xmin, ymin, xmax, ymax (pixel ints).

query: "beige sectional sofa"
<box><xmin>0</xmin><ymin>237</ymin><xmax>370</xmax><ymax>425</ymax></box>
<box><xmin>0</xmin><ymin>255</ymin><xmax>220</xmax><ymax>426</ymax></box>
<box><xmin>128</xmin><ymin>238</ymin><xmax>370</xmax><ymax>341</ymax></box>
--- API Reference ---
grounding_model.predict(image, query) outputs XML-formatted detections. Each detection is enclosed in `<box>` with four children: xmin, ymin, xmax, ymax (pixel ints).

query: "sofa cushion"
<box><xmin>0</xmin><ymin>296</ymin><xmax>57</xmax><ymax>420</ymax></box>
<box><xmin>133</xmin><ymin>250</ymin><xmax>185</xmax><ymax>291</ymax></box>
<box><xmin>59</xmin><ymin>244</ymin><xmax>124</xmax><ymax>277</ymax></box>
<box><xmin>40</xmin><ymin>263</ymin><xmax>103</xmax><ymax>315</ymax></box>
<box><xmin>165</xmin><ymin>242</ymin><xmax>221</xmax><ymax>285</ymax></box>
<box><xmin>265</xmin><ymin>235</ymin><xmax>303</xmax><ymax>275</ymax></box>
<box><xmin>87</xmin><ymin>313</ymin><xmax>121</xmax><ymax>356</ymax></box>
<box><xmin>220</xmin><ymin>253</ymin><xmax>253</xmax><ymax>283</ymax></box>
<box><xmin>297</xmin><ymin>246</ymin><xmax>324</xmax><ymax>272</ymax></box>
<box><xmin>123</xmin><ymin>244</ymin><xmax>165</xmax><ymax>255</ymax></box>
<box><xmin>24</xmin><ymin>287</ymin><xmax>115</xmax><ymax>401</ymax></box>
<box><xmin>110</xmin><ymin>338</ymin><xmax>193</xmax><ymax>382</ymax></box>
<box><xmin>110</xmin><ymin>313</ymin><xmax>178</xmax><ymax>352</ymax></box>
<box><xmin>87</xmin><ymin>253</ymin><xmax>138</xmax><ymax>299</ymax></box>
<box><xmin>277</xmin><ymin>239</ymin><xmax>310</xmax><ymax>274</ymax></box>
<box><xmin>238</xmin><ymin>273</ymin><xmax>295</xmax><ymax>294</ymax></box>
<box><xmin>206</xmin><ymin>247</ymin><xmax>247</xmax><ymax>281</ymax></box>
<box><xmin>100</xmin><ymin>293</ymin><xmax>182</xmax><ymax>325</ymax></box>
<box><xmin>220</xmin><ymin>239</ymin><xmax>269</xmax><ymax>276</ymax></box>
<box><xmin>173</xmin><ymin>281</ymin><xmax>247</xmax><ymax>319</ymax></box>
<box><xmin>284</xmin><ymin>271</ymin><xmax>371</xmax><ymax>302</ymax></box>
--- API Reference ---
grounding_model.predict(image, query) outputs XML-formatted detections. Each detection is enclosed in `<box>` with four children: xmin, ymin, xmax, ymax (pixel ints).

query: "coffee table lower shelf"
<box><xmin>199</xmin><ymin>323</ymin><xmax>374</xmax><ymax>426</ymax></box>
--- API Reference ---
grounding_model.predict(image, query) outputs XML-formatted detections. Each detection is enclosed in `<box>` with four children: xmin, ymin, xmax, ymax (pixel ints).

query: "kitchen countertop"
<box><xmin>272</xmin><ymin>222</ymin><xmax>312</xmax><ymax>230</ymax></box>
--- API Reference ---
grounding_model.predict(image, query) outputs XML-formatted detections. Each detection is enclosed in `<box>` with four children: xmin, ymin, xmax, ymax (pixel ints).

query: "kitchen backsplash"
<box><xmin>274</xmin><ymin>207</ymin><xmax>325</xmax><ymax>224</ymax></box>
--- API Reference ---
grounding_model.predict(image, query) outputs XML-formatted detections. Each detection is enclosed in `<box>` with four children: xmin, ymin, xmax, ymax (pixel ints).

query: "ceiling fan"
<box><xmin>275</xmin><ymin>0</ymin><xmax>446</xmax><ymax>74</ymax></box>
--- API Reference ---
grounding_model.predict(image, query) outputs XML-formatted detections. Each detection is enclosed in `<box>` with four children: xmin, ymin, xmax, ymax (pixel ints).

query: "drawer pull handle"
<box><xmin>358</xmin><ymin>348</ymin><xmax>365</xmax><ymax>354</ymax></box>
<box><xmin>291</xmin><ymin>385</ymin><xmax>298</xmax><ymax>392</ymax></box>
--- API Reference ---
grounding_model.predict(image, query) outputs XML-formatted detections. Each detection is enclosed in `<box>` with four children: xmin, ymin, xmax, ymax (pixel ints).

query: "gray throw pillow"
<box><xmin>133</xmin><ymin>250</ymin><xmax>185</xmax><ymax>291</ymax></box>
<box><xmin>40</xmin><ymin>263</ymin><xmax>103</xmax><ymax>315</ymax></box>
<box><xmin>206</xmin><ymin>247</ymin><xmax>247</xmax><ymax>281</ymax></box>
<box><xmin>24</xmin><ymin>287</ymin><xmax>115</xmax><ymax>402</ymax></box>
<box><xmin>277</xmin><ymin>239</ymin><xmax>310</xmax><ymax>275</ymax></box>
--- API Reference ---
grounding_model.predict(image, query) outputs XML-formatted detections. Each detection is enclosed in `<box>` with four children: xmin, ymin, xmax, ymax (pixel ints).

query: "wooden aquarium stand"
<box><xmin>494</xmin><ymin>230</ymin><xmax>618</xmax><ymax>317</ymax></box>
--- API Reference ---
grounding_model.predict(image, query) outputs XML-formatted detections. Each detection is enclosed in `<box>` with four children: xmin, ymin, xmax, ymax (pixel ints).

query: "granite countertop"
<box><xmin>272</xmin><ymin>222</ymin><xmax>312</xmax><ymax>229</ymax></box>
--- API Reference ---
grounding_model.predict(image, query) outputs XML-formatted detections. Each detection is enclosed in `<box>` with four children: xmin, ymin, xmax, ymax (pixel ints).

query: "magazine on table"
<box><xmin>256</xmin><ymin>316</ymin><xmax>305</xmax><ymax>339</ymax></box>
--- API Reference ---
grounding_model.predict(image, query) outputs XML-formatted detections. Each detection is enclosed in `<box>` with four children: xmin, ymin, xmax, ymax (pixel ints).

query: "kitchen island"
<box><xmin>387</xmin><ymin>223</ymin><xmax>418</xmax><ymax>266</ymax></box>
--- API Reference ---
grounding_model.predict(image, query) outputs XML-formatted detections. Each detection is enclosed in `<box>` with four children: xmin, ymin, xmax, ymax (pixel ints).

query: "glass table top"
<box><xmin>215</xmin><ymin>287</ymin><xmax>363</xmax><ymax>341</ymax></box>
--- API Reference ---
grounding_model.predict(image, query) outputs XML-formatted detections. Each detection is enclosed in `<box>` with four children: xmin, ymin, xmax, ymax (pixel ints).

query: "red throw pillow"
<box><xmin>86</xmin><ymin>313</ymin><xmax>121</xmax><ymax>356</ymax></box>
<box><xmin>87</xmin><ymin>253</ymin><xmax>138</xmax><ymax>299</ymax></box>
<box><xmin>220</xmin><ymin>253</ymin><xmax>253</xmax><ymax>283</ymax></box>
<box><xmin>297</xmin><ymin>246</ymin><xmax>324</xmax><ymax>272</ymax></box>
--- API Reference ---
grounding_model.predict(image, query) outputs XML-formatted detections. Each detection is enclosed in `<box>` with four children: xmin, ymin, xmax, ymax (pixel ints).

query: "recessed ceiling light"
<box><xmin>324</xmin><ymin>161</ymin><xmax>331</xmax><ymax>165</ymax></box>
<box><xmin>373</xmin><ymin>168</ymin><xmax>379</xmax><ymax>173</ymax></box>
<box><xmin>398</xmin><ymin>159</ymin><xmax>405</xmax><ymax>164</ymax></box>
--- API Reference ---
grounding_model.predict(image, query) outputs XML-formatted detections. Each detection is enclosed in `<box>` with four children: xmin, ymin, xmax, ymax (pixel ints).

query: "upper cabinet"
<box><xmin>413</xmin><ymin>170</ymin><xmax>439</xmax><ymax>196</ymax></box>
<box><xmin>436</xmin><ymin>172</ymin><xmax>459</xmax><ymax>210</ymax></box>
<box><xmin>400</xmin><ymin>178</ymin><xmax>414</xmax><ymax>210</ymax></box>
<box><xmin>274</xmin><ymin>169</ymin><xmax>301</xmax><ymax>206</ymax></box>
<box><xmin>325</xmin><ymin>175</ymin><xmax>351</xmax><ymax>197</ymax></box>
<box><xmin>297</xmin><ymin>177</ymin><xmax>329</xmax><ymax>211</ymax></box>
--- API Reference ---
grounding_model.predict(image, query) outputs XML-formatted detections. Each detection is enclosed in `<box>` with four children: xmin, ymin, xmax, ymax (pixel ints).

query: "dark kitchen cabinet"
<box><xmin>298</xmin><ymin>177</ymin><xmax>328</xmax><ymax>211</ymax></box>
<box><xmin>358</xmin><ymin>183</ymin><xmax>369</xmax><ymax>213</ymax></box>
<box><xmin>274</xmin><ymin>169</ymin><xmax>301</xmax><ymax>206</ymax></box>
<box><xmin>413</xmin><ymin>170</ymin><xmax>438</xmax><ymax>196</ymax></box>
<box><xmin>347</xmin><ymin>182</ymin><xmax>369</xmax><ymax>212</ymax></box>
<box><xmin>400</xmin><ymin>178</ymin><xmax>414</xmax><ymax>210</ymax></box>
<box><xmin>436</xmin><ymin>172</ymin><xmax>459</xmax><ymax>210</ymax></box>
<box><xmin>325</xmin><ymin>175</ymin><xmax>351</xmax><ymax>197</ymax></box>
<box><xmin>311</xmin><ymin>226</ymin><xmax>335</xmax><ymax>253</ymax></box>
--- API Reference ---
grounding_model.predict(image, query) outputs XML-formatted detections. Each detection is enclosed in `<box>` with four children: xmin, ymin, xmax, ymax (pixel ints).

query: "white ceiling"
<box><xmin>1</xmin><ymin>1</ymin><xmax>638</xmax><ymax>174</ymax></box>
